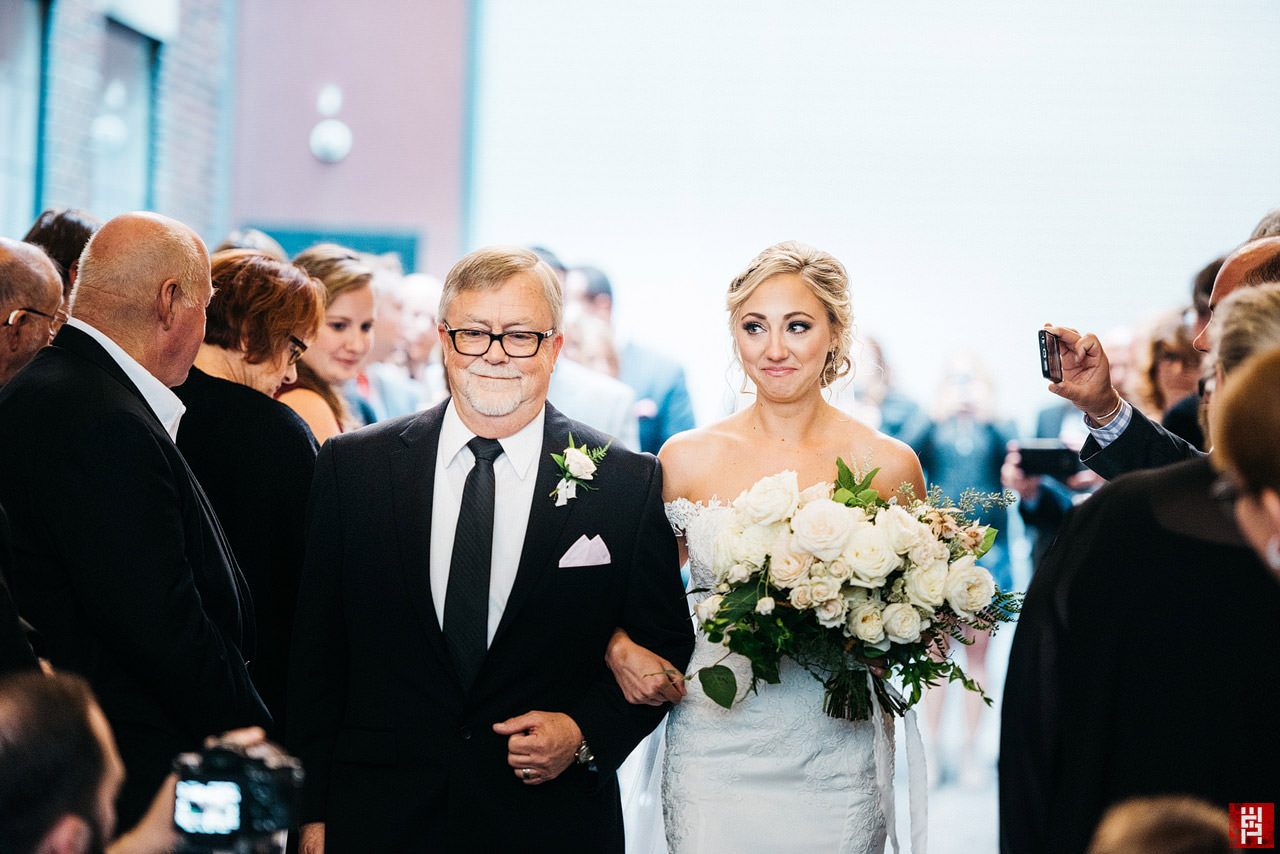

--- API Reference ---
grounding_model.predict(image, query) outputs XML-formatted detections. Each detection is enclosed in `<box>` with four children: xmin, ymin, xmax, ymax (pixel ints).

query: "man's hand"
<box><xmin>493</xmin><ymin>711</ymin><xmax>583</xmax><ymax>786</ymax></box>
<box><xmin>299</xmin><ymin>822</ymin><xmax>326</xmax><ymax>854</ymax></box>
<box><xmin>1001</xmin><ymin>447</ymin><xmax>1043</xmax><ymax>503</ymax></box>
<box><xmin>606</xmin><ymin>628</ymin><xmax>687</xmax><ymax>706</ymax></box>
<box><xmin>1045</xmin><ymin>325</ymin><xmax>1122</xmax><ymax>424</ymax></box>
<box><xmin>106</xmin><ymin>774</ymin><xmax>179</xmax><ymax>854</ymax></box>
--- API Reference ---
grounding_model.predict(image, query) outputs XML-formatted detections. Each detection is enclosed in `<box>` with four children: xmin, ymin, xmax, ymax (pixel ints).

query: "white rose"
<box><xmin>734</xmin><ymin>470</ymin><xmax>800</xmax><ymax>525</ymax></box>
<box><xmin>797</xmin><ymin>481</ymin><xmax>835</xmax><ymax>507</ymax></box>
<box><xmin>904</xmin><ymin>559</ymin><xmax>949</xmax><ymax>609</ymax></box>
<box><xmin>733</xmin><ymin>522</ymin><xmax>785</xmax><ymax>568</ymax></box>
<box><xmin>791</xmin><ymin>499</ymin><xmax>857</xmax><ymax>561</ymax></box>
<box><xmin>908</xmin><ymin>536</ymin><xmax>950</xmax><ymax>569</ymax></box>
<box><xmin>790</xmin><ymin>585</ymin><xmax>816</xmax><ymax>610</ymax></box>
<box><xmin>711</xmin><ymin>526</ymin><xmax>739</xmax><ymax>581</ymax></box>
<box><xmin>842</xmin><ymin>525</ymin><xmax>901</xmax><ymax>587</ymax></box>
<box><xmin>945</xmin><ymin>556</ymin><xmax>996</xmax><ymax>620</ymax></box>
<box><xmin>823</xmin><ymin>558</ymin><xmax>854</xmax><ymax>583</ymax></box>
<box><xmin>846</xmin><ymin>600</ymin><xmax>886</xmax><ymax>644</ymax></box>
<box><xmin>755</xmin><ymin>596</ymin><xmax>776</xmax><ymax>615</ymax></box>
<box><xmin>810</xmin><ymin>576</ymin><xmax>842</xmax><ymax>602</ymax></box>
<box><xmin>882</xmin><ymin>603</ymin><xmax>924</xmax><ymax>644</ymax></box>
<box><xmin>768</xmin><ymin>534</ymin><xmax>812</xmax><ymax>588</ymax></box>
<box><xmin>563</xmin><ymin>447</ymin><xmax>596</xmax><ymax>479</ymax></box>
<box><xmin>876</xmin><ymin>505</ymin><xmax>926</xmax><ymax>555</ymax></box>
<box><xmin>694</xmin><ymin>594</ymin><xmax>723</xmax><ymax>624</ymax></box>
<box><xmin>815</xmin><ymin>596</ymin><xmax>848</xmax><ymax>628</ymax></box>
<box><xmin>726</xmin><ymin>562</ymin><xmax>754</xmax><ymax>584</ymax></box>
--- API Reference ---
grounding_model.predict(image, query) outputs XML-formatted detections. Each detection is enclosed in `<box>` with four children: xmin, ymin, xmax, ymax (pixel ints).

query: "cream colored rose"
<box><xmin>823</xmin><ymin>558</ymin><xmax>854</xmax><ymax>583</ymax></box>
<box><xmin>809</xmin><ymin>576</ymin><xmax>842</xmax><ymax>602</ymax></box>
<box><xmin>797</xmin><ymin>480</ymin><xmax>835</xmax><ymax>507</ymax></box>
<box><xmin>755</xmin><ymin>596</ymin><xmax>776</xmax><ymax>615</ymax></box>
<box><xmin>945</xmin><ymin>556</ymin><xmax>996</xmax><ymax>620</ymax></box>
<box><xmin>712</xmin><ymin>526</ymin><xmax>739</xmax><ymax>581</ymax></box>
<box><xmin>815</xmin><ymin>596</ymin><xmax>848</xmax><ymax>628</ymax></box>
<box><xmin>726</xmin><ymin>562</ymin><xmax>754</xmax><ymax>584</ymax></box>
<box><xmin>563</xmin><ymin>447</ymin><xmax>597</xmax><ymax>479</ymax></box>
<box><xmin>734</xmin><ymin>470</ymin><xmax>800</xmax><ymax>526</ymax></box>
<box><xmin>842</xmin><ymin>525</ymin><xmax>901</xmax><ymax>587</ymax></box>
<box><xmin>733</xmin><ymin>522</ymin><xmax>785</xmax><ymax>568</ymax></box>
<box><xmin>903</xmin><ymin>559</ymin><xmax>949</xmax><ymax>609</ymax></box>
<box><xmin>768</xmin><ymin>533</ymin><xmax>812</xmax><ymax>588</ymax></box>
<box><xmin>907</xmin><ymin>536</ymin><xmax>950</xmax><ymax>569</ymax></box>
<box><xmin>791</xmin><ymin>499</ymin><xmax>857</xmax><ymax>561</ymax></box>
<box><xmin>694</xmin><ymin>594</ymin><xmax>723</xmax><ymax>624</ymax></box>
<box><xmin>789</xmin><ymin>585</ymin><xmax>816</xmax><ymax>610</ymax></box>
<box><xmin>882</xmin><ymin>603</ymin><xmax>924</xmax><ymax>644</ymax></box>
<box><xmin>876</xmin><ymin>505</ymin><xmax>928</xmax><ymax>555</ymax></box>
<box><xmin>846</xmin><ymin>600</ymin><xmax>885</xmax><ymax>643</ymax></box>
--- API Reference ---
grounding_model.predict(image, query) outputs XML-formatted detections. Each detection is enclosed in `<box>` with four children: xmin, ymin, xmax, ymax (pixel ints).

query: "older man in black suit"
<box><xmin>288</xmin><ymin>246</ymin><xmax>693</xmax><ymax>853</ymax></box>
<box><xmin>0</xmin><ymin>212</ymin><xmax>269</xmax><ymax>826</ymax></box>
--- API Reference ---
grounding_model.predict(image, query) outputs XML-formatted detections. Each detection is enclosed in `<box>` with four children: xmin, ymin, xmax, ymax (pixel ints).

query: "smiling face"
<box><xmin>440</xmin><ymin>271</ymin><xmax>562</xmax><ymax>437</ymax></box>
<box><xmin>732</xmin><ymin>272</ymin><xmax>837</xmax><ymax>403</ymax></box>
<box><xmin>304</xmin><ymin>285</ymin><xmax>375</xmax><ymax>385</ymax></box>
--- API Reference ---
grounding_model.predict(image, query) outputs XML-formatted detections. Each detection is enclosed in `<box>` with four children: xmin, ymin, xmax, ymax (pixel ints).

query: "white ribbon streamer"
<box><xmin>869</xmin><ymin>674</ymin><xmax>928</xmax><ymax>854</ymax></box>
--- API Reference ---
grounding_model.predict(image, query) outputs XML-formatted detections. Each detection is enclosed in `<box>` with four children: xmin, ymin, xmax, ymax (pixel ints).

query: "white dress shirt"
<box><xmin>65</xmin><ymin>317</ymin><xmax>186</xmax><ymax>440</ymax></box>
<box><xmin>430</xmin><ymin>400</ymin><xmax>544</xmax><ymax>646</ymax></box>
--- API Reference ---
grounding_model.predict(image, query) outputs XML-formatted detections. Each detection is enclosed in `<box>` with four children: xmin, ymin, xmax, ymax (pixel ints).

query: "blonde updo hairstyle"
<box><xmin>727</xmin><ymin>240</ymin><xmax>853</xmax><ymax>388</ymax></box>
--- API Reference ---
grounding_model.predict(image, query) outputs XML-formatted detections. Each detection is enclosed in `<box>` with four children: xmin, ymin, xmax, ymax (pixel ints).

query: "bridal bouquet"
<box><xmin>692</xmin><ymin>459</ymin><xmax>1020</xmax><ymax>722</ymax></box>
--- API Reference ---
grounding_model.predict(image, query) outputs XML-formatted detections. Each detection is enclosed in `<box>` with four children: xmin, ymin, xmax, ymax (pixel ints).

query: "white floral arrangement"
<box><xmin>690</xmin><ymin>459</ymin><xmax>1019</xmax><ymax>721</ymax></box>
<box><xmin>550</xmin><ymin>434</ymin><xmax>609</xmax><ymax>506</ymax></box>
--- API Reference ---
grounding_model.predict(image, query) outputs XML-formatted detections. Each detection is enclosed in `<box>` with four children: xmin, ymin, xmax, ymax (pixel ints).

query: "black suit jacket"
<box><xmin>999</xmin><ymin>458</ymin><xmax>1280</xmax><ymax>854</ymax></box>
<box><xmin>288</xmin><ymin>401</ymin><xmax>693</xmax><ymax>853</ymax></box>
<box><xmin>0</xmin><ymin>326</ymin><xmax>270</xmax><ymax>824</ymax></box>
<box><xmin>1079</xmin><ymin>406</ymin><xmax>1202</xmax><ymax>480</ymax></box>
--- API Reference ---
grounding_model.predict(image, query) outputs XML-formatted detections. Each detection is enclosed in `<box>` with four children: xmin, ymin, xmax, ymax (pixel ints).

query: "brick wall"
<box><xmin>39</xmin><ymin>0</ymin><xmax>230</xmax><ymax>240</ymax></box>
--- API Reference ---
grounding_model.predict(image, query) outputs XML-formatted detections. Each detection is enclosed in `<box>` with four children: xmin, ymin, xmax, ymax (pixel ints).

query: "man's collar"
<box><xmin>439</xmin><ymin>400</ymin><xmax>545</xmax><ymax>479</ymax></box>
<box><xmin>65</xmin><ymin>317</ymin><xmax>186</xmax><ymax>440</ymax></box>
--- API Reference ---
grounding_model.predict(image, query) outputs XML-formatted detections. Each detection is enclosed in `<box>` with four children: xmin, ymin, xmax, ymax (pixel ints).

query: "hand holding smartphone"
<box><xmin>1039</xmin><ymin>329</ymin><xmax>1063</xmax><ymax>383</ymax></box>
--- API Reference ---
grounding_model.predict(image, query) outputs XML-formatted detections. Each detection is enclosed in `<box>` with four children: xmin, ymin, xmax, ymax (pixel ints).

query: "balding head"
<box><xmin>1193</xmin><ymin>236</ymin><xmax>1280</xmax><ymax>353</ymax></box>
<box><xmin>0</xmin><ymin>238</ymin><xmax>63</xmax><ymax>388</ymax></box>
<box><xmin>74</xmin><ymin>212</ymin><xmax>213</xmax><ymax>387</ymax></box>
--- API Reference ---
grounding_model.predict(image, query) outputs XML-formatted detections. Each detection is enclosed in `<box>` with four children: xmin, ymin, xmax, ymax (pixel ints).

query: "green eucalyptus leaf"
<box><xmin>833</xmin><ymin>488</ymin><xmax>855</xmax><ymax>505</ymax></box>
<box><xmin>698</xmin><ymin>665</ymin><xmax>738</xmax><ymax>709</ymax></box>
<box><xmin>975</xmin><ymin>526</ymin><xmax>998</xmax><ymax>558</ymax></box>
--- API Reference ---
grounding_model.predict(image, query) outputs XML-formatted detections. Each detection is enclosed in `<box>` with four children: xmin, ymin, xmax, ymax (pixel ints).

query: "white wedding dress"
<box><xmin>660</xmin><ymin>498</ymin><xmax>888</xmax><ymax>854</ymax></box>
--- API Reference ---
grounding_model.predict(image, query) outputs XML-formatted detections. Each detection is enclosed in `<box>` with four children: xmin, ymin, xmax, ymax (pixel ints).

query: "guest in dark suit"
<box><xmin>1000</xmin><ymin>280</ymin><xmax>1280</xmax><ymax>854</ymax></box>
<box><xmin>288</xmin><ymin>246</ymin><xmax>693</xmax><ymax>854</ymax></box>
<box><xmin>1046</xmin><ymin>237</ymin><xmax>1280</xmax><ymax>480</ymax></box>
<box><xmin>0</xmin><ymin>237</ymin><xmax>64</xmax><ymax>389</ymax></box>
<box><xmin>0</xmin><ymin>212</ymin><xmax>270</xmax><ymax>827</ymax></box>
<box><xmin>0</xmin><ymin>506</ymin><xmax>38</xmax><ymax>677</ymax></box>
<box><xmin>174</xmin><ymin>249</ymin><xmax>325</xmax><ymax>728</ymax></box>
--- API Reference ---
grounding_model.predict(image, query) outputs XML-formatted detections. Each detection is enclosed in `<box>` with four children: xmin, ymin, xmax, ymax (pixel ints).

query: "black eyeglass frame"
<box><xmin>286</xmin><ymin>335</ymin><xmax>308</xmax><ymax>365</ymax></box>
<box><xmin>3</xmin><ymin>307</ymin><xmax>58</xmax><ymax>327</ymax></box>
<box><xmin>442</xmin><ymin>325</ymin><xmax>557</xmax><ymax>358</ymax></box>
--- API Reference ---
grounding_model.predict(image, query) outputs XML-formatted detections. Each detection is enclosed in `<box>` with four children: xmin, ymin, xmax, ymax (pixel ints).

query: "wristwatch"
<box><xmin>574</xmin><ymin>739</ymin><xmax>596</xmax><ymax>769</ymax></box>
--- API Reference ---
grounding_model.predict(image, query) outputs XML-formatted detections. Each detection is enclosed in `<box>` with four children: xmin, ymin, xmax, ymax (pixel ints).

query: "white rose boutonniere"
<box><xmin>550</xmin><ymin>433</ymin><xmax>609</xmax><ymax>507</ymax></box>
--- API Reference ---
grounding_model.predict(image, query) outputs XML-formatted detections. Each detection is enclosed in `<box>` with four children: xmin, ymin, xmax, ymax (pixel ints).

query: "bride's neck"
<box><xmin>744</xmin><ymin>391</ymin><xmax>833</xmax><ymax>443</ymax></box>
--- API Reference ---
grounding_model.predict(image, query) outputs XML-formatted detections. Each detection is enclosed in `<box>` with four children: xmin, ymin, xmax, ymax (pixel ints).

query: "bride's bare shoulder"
<box><xmin>657</xmin><ymin>417</ymin><xmax>749</xmax><ymax>501</ymax></box>
<box><xmin>833</xmin><ymin>417</ymin><xmax>925</xmax><ymax>502</ymax></box>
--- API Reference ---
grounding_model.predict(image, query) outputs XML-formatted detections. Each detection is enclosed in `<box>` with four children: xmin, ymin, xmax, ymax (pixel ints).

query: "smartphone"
<box><xmin>1039</xmin><ymin>329</ymin><xmax>1063</xmax><ymax>383</ymax></box>
<box><xmin>1016</xmin><ymin>439</ymin><xmax>1084</xmax><ymax>481</ymax></box>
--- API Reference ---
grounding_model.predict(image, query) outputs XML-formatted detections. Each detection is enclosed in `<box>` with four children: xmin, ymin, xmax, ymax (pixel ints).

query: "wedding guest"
<box><xmin>346</xmin><ymin>258</ymin><xmax>425</xmax><ymax>423</ymax></box>
<box><xmin>0</xmin><ymin>238</ymin><xmax>63</xmax><ymax>389</ymax></box>
<box><xmin>21</xmin><ymin>207</ymin><xmax>101</xmax><ymax>320</ymax></box>
<box><xmin>1087</xmin><ymin>796</ymin><xmax>1233</xmax><ymax>854</ymax></box>
<box><xmin>174</xmin><ymin>249</ymin><xmax>325</xmax><ymax>726</ymax></box>
<box><xmin>1049</xmin><ymin>236</ymin><xmax>1280</xmax><ymax>479</ymax></box>
<box><xmin>0</xmin><ymin>212</ymin><xmax>269</xmax><ymax>827</ymax></box>
<box><xmin>400</xmin><ymin>272</ymin><xmax>449</xmax><ymax>405</ymax></box>
<box><xmin>1132</xmin><ymin>307</ymin><xmax>1200</xmax><ymax>420</ymax></box>
<box><xmin>279</xmin><ymin>244</ymin><xmax>376</xmax><ymax>443</ymax></box>
<box><xmin>999</xmin><ymin>283</ymin><xmax>1280</xmax><ymax>854</ymax></box>
<box><xmin>1162</xmin><ymin>257</ymin><xmax>1225</xmax><ymax>452</ymax></box>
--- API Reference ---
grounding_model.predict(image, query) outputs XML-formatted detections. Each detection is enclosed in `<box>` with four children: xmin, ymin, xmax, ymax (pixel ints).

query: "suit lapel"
<box><xmin>490</xmin><ymin>404</ymin><xmax>575</xmax><ymax>651</ymax></box>
<box><xmin>391</xmin><ymin>402</ymin><xmax>451</xmax><ymax>666</ymax></box>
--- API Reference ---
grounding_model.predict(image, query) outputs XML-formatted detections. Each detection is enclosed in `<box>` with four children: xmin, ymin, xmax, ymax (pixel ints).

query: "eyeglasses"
<box><xmin>4</xmin><ymin>307</ymin><xmax>60</xmax><ymax>341</ymax></box>
<box><xmin>286</xmin><ymin>336</ymin><xmax>307</xmax><ymax>365</ymax></box>
<box><xmin>443</xmin><ymin>325</ymin><xmax>555</xmax><ymax>358</ymax></box>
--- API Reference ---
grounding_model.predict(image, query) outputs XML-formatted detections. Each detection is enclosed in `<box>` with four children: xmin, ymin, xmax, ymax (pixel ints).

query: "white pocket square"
<box><xmin>559</xmin><ymin>534</ymin><xmax>611</xmax><ymax>568</ymax></box>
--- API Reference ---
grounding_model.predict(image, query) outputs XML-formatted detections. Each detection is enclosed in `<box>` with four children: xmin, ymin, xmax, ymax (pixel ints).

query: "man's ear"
<box><xmin>36</xmin><ymin>814</ymin><xmax>92</xmax><ymax>854</ymax></box>
<box><xmin>157</xmin><ymin>279</ymin><xmax>183</xmax><ymax>330</ymax></box>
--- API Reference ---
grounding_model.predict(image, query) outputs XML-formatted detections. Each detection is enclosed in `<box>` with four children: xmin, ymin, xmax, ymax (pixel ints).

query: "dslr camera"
<box><xmin>172</xmin><ymin>738</ymin><xmax>304</xmax><ymax>854</ymax></box>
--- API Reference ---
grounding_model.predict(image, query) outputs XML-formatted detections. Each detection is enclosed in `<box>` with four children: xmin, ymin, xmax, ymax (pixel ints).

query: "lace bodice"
<box><xmin>659</xmin><ymin>499</ymin><xmax>886</xmax><ymax>853</ymax></box>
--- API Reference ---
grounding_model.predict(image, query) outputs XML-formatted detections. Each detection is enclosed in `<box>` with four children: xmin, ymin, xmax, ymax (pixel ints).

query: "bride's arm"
<box><xmin>606</xmin><ymin>628</ymin><xmax>687</xmax><ymax>706</ymax></box>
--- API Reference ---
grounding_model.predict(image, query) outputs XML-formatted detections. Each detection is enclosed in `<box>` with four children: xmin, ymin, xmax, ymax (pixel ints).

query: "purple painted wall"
<box><xmin>228</xmin><ymin>0</ymin><xmax>470</xmax><ymax>275</ymax></box>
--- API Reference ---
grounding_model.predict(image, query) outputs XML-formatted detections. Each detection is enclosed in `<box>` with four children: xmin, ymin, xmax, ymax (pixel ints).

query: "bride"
<box><xmin>607</xmin><ymin>241</ymin><xmax>925</xmax><ymax>853</ymax></box>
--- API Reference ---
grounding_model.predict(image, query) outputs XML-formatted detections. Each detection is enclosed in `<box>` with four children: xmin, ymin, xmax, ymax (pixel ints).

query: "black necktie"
<box><xmin>444</xmin><ymin>436</ymin><xmax>504</xmax><ymax>692</ymax></box>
